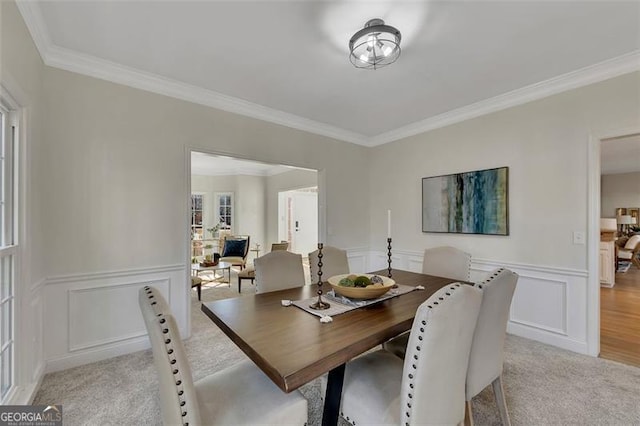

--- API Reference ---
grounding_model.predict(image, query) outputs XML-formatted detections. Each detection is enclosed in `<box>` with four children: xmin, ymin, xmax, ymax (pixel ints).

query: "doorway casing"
<box><xmin>587</xmin><ymin>126</ymin><xmax>640</xmax><ymax>357</ymax></box>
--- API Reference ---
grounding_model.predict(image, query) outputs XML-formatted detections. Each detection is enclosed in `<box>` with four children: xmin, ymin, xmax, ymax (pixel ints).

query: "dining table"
<box><xmin>200</xmin><ymin>269</ymin><xmax>463</xmax><ymax>426</ymax></box>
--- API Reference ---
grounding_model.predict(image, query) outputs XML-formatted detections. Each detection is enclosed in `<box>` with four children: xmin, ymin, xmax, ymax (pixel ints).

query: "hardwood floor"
<box><xmin>600</xmin><ymin>263</ymin><xmax>640</xmax><ymax>367</ymax></box>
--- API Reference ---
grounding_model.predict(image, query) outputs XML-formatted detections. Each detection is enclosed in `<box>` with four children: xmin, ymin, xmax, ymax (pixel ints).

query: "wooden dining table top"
<box><xmin>200</xmin><ymin>269</ymin><xmax>461</xmax><ymax>393</ymax></box>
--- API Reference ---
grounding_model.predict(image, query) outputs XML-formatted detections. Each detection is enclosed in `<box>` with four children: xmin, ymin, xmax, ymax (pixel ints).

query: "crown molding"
<box><xmin>16</xmin><ymin>1</ymin><xmax>367</xmax><ymax>147</ymax></box>
<box><xmin>44</xmin><ymin>45</ymin><xmax>370</xmax><ymax>146</ymax></box>
<box><xmin>16</xmin><ymin>2</ymin><xmax>640</xmax><ymax>148</ymax></box>
<box><xmin>369</xmin><ymin>51</ymin><xmax>640</xmax><ymax>146</ymax></box>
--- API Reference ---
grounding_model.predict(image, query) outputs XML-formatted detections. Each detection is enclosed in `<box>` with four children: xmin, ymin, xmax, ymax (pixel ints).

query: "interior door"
<box><xmin>290</xmin><ymin>191</ymin><xmax>318</xmax><ymax>255</ymax></box>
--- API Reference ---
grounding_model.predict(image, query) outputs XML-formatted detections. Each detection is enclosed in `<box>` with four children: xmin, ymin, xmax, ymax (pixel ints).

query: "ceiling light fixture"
<box><xmin>349</xmin><ymin>18</ymin><xmax>401</xmax><ymax>70</ymax></box>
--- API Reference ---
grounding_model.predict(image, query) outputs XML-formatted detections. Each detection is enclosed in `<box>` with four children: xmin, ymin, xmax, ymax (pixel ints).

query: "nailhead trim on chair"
<box><xmin>143</xmin><ymin>286</ymin><xmax>190</xmax><ymax>426</ymax></box>
<box><xmin>476</xmin><ymin>268</ymin><xmax>506</xmax><ymax>291</ymax></box>
<box><xmin>404</xmin><ymin>282</ymin><xmax>462</xmax><ymax>425</ymax></box>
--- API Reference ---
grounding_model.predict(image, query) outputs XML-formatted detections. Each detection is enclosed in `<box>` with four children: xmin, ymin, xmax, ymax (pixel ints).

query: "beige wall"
<box><xmin>41</xmin><ymin>67</ymin><xmax>368</xmax><ymax>276</ymax></box>
<box><xmin>601</xmin><ymin>172</ymin><xmax>640</xmax><ymax>218</ymax></box>
<box><xmin>369</xmin><ymin>72</ymin><xmax>640</xmax><ymax>270</ymax></box>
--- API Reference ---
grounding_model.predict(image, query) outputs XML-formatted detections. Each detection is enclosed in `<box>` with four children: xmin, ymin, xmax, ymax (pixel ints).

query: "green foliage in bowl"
<box><xmin>339</xmin><ymin>277</ymin><xmax>355</xmax><ymax>287</ymax></box>
<box><xmin>353</xmin><ymin>275</ymin><xmax>372</xmax><ymax>287</ymax></box>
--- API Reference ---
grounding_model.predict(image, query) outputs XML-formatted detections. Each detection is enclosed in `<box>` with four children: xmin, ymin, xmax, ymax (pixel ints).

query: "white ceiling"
<box><xmin>191</xmin><ymin>152</ymin><xmax>295</xmax><ymax>176</ymax></box>
<box><xmin>601</xmin><ymin>134</ymin><xmax>640</xmax><ymax>175</ymax></box>
<box><xmin>18</xmin><ymin>1</ymin><xmax>640</xmax><ymax>146</ymax></box>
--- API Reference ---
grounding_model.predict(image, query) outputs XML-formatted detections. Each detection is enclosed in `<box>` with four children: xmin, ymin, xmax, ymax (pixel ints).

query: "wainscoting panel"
<box><xmin>346</xmin><ymin>248</ymin><xmax>368</xmax><ymax>273</ymax></box>
<box><xmin>43</xmin><ymin>264</ymin><xmax>186</xmax><ymax>372</ymax></box>
<box><xmin>362</xmin><ymin>250</ymin><xmax>589</xmax><ymax>354</ymax></box>
<box><xmin>509</xmin><ymin>275</ymin><xmax>567</xmax><ymax>335</ymax></box>
<box><xmin>68</xmin><ymin>279</ymin><xmax>170</xmax><ymax>352</ymax></box>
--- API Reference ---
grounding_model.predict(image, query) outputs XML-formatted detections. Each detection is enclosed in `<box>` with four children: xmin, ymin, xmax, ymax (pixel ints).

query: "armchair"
<box><xmin>617</xmin><ymin>234</ymin><xmax>640</xmax><ymax>269</ymax></box>
<box><xmin>219</xmin><ymin>235</ymin><xmax>250</xmax><ymax>270</ymax></box>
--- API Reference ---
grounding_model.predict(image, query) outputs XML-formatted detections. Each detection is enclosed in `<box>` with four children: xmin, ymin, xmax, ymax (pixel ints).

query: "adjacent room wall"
<box><xmin>368</xmin><ymin>71</ymin><xmax>640</xmax><ymax>354</ymax></box>
<box><xmin>265</xmin><ymin>169</ymin><xmax>318</xmax><ymax>248</ymax></box>
<box><xmin>235</xmin><ymin>175</ymin><xmax>266</xmax><ymax>255</ymax></box>
<box><xmin>191</xmin><ymin>174</ymin><xmax>265</xmax><ymax>250</ymax></box>
<box><xmin>601</xmin><ymin>172</ymin><xmax>640</xmax><ymax>217</ymax></box>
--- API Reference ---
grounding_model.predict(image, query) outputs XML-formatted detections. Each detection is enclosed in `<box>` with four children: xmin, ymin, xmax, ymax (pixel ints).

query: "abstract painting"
<box><xmin>422</xmin><ymin>167</ymin><xmax>509</xmax><ymax>235</ymax></box>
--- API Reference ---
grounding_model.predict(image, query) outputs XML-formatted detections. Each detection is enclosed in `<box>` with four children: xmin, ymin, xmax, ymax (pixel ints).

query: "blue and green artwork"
<box><xmin>422</xmin><ymin>167</ymin><xmax>509</xmax><ymax>235</ymax></box>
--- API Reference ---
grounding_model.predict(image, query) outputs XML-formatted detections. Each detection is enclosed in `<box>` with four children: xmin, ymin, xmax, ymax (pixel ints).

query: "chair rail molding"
<box><xmin>42</xmin><ymin>264</ymin><xmax>188</xmax><ymax>373</ymax></box>
<box><xmin>353</xmin><ymin>248</ymin><xmax>590</xmax><ymax>355</ymax></box>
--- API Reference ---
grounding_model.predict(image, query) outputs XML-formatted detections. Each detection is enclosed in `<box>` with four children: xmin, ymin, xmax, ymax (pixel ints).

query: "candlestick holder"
<box><xmin>387</xmin><ymin>238</ymin><xmax>397</xmax><ymax>288</ymax></box>
<box><xmin>309</xmin><ymin>243</ymin><xmax>330</xmax><ymax>310</ymax></box>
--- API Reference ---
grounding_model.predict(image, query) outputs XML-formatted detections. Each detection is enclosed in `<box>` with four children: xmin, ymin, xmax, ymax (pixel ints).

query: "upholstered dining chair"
<box><xmin>254</xmin><ymin>250</ymin><xmax>305</xmax><ymax>294</ymax></box>
<box><xmin>237</xmin><ymin>241</ymin><xmax>290</xmax><ymax>292</ymax></box>
<box><xmin>617</xmin><ymin>234</ymin><xmax>640</xmax><ymax>269</ymax></box>
<box><xmin>422</xmin><ymin>246</ymin><xmax>472</xmax><ymax>281</ymax></box>
<box><xmin>271</xmin><ymin>241</ymin><xmax>289</xmax><ymax>251</ymax></box>
<box><xmin>381</xmin><ymin>245</ymin><xmax>473</xmax><ymax>366</ymax></box>
<box><xmin>139</xmin><ymin>286</ymin><xmax>308</xmax><ymax>425</ymax></box>
<box><xmin>219</xmin><ymin>235</ymin><xmax>250</xmax><ymax>270</ymax></box>
<box><xmin>308</xmin><ymin>245</ymin><xmax>349</xmax><ymax>283</ymax></box>
<box><xmin>464</xmin><ymin>268</ymin><xmax>518</xmax><ymax>426</ymax></box>
<box><xmin>325</xmin><ymin>284</ymin><xmax>482</xmax><ymax>425</ymax></box>
<box><xmin>384</xmin><ymin>268</ymin><xmax>519</xmax><ymax>426</ymax></box>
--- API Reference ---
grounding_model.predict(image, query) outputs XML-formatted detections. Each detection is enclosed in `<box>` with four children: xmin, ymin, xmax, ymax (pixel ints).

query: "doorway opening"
<box><xmin>598</xmin><ymin>133</ymin><xmax>640</xmax><ymax>367</ymax></box>
<box><xmin>187</xmin><ymin>150</ymin><xmax>320</xmax><ymax>334</ymax></box>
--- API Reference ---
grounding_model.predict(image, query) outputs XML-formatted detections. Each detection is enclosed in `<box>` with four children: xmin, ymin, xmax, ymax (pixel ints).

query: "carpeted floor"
<box><xmin>33</xmin><ymin>280</ymin><xmax>640</xmax><ymax>425</ymax></box>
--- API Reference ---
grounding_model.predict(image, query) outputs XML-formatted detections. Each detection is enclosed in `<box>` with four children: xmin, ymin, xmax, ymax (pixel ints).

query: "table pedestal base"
<box><xmin>322</xmin><ymin>363</ymin><xmax>346</xmax><ymax>426</ymax></box>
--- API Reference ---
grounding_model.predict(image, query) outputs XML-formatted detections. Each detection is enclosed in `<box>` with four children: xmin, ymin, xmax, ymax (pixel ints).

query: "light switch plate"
<box><xmin>573</xmin><ymin>231</ymin><xmax>586</xmax><ymax>245</ymax></box>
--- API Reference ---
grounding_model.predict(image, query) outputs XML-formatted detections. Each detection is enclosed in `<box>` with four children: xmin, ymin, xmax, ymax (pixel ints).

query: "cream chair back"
<box><xmin>624</xmin><ymin>234</ymin><xmax>640</xmax><ymax>249</ymax></box>
<box><xmin>270</xmin><ymin>242</ymin><xmax>289</xmax><ymax>251</ymax></box>
<box><xmin>422</xmin><ymin>246</ymin><xmax>471</xmax><ymax>281</ymax></box>
<box><xmin>309</xmin><ymin>245</ymin><xmax>349</xmax><ymax>282</ymax></box>
<box><xmin>255</xmin><ymin>250</ymin><xmax>305</xmax><ymax>293</ymax></box>
<box><xmin>401</xmin><ymin>283</ymin><xmax>482</xmax><ymax>425</ymax></box>
<box><xmin>466</xmin><ymin>268</ymin><xmax>518</xmax><ymax>399</ymax></box>
<box><xmin>139</xmin><ymin>287</ymin><xmax>201</xmax><ymax>426</ymax></box>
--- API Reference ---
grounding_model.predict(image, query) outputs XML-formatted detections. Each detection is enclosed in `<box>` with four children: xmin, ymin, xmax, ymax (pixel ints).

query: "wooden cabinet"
<box><xmin>599</xmin><ymin>241</ymin><xmax>615</xmax><ymax>287</ymax></box>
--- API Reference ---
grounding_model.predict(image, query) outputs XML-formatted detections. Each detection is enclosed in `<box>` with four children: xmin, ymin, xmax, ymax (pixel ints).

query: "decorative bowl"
<box><xmin>327</xmin><ymin>274</ymin><xmax>395</xmax><ymax>300</ymax></box>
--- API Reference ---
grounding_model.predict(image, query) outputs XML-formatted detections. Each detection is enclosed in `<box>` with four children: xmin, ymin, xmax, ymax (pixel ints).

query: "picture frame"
<box><xmin>422</xmin><ymin>166</ymin><xmax>509</xmax><ymax>235</ymax></box>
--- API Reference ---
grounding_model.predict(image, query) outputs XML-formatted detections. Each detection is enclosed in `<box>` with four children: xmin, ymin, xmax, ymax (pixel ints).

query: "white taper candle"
<box><xmin>387</xmin><ymin>210</ymin><xmax>391</xmax><ymax>238</ymax></box>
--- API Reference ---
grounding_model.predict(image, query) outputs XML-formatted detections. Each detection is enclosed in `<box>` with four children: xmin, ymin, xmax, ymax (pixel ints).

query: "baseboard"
<box><xmin>45</xmin><ymin>335</ymin><xmax>151</xmax><ymax>373</ymax></box>
<box><xmin>5</xmin><ymin>364</ymin><xmax>44</xmax><ymax>405</ymax></box>
<box><xmin>507</xmin><ymin>323</ymin><xmax>588</xmax><ymax>354</ymax></box>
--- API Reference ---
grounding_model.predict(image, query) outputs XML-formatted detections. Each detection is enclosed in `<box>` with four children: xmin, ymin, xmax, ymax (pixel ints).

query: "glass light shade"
<box><xmin>349</xmin><ymin>18</ymin><xmax>401</xmax><ymax>70</ymax></box>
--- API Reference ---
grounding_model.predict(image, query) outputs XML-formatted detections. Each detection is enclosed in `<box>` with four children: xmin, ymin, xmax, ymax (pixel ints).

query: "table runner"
<box><xmin>291</xmin><ymin>284</ymin><xmax>417</xmax><ymax>318</ymax></box>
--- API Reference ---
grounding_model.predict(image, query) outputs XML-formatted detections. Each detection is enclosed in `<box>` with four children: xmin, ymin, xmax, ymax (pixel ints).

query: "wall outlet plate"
<box><xmin>573</xmin><ymin>231</ymin><xmax>586</xmax><ymax>245</ymax></box>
